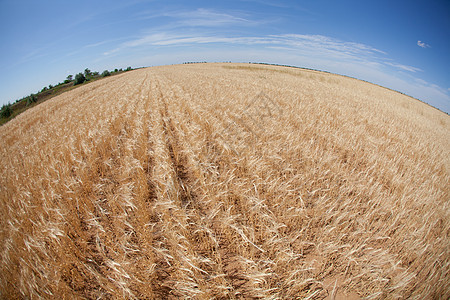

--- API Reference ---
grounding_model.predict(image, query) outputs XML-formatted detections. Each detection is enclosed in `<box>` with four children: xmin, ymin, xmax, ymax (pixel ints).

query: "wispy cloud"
<box><xmin>385</xmin><ymin>62</ymin><xmax>422</xmax><ymax>73</ymax></box>
<box><xmin>104</xmin><ymin>32</ymin><xmax>386</xmax><ymax>61</ymax></box>
<box><xmin>164</xmin><ymin>8</ymin><xmax>253</xmax><ymax>27</ymax></box>
<box><xmin>275</xmin><ymin>34</ymin><xmax>386</xmax><ymax>59</ymax></box>
<box><xmin>417</xmin><ymin>40</ymin><xmax>430</xmax><ymax>48</ymax></box>
<box><xmin>66</xmin><ymin>39</ymin><xmax>124</xmax><ymax>57</ymax></box>
<box><xmin>135</xmin><ymin>8</ymin><xmax>257</xmax><ymax>27</ymax></box>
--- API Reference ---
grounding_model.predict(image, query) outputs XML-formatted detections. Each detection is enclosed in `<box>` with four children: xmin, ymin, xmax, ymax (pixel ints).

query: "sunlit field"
<box><xmin>1</xmin><ymin>63</ymin><xmax>448</xmax><ymax>299</ymax></box>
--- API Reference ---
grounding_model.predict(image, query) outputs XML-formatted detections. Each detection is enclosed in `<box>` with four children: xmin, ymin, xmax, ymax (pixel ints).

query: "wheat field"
<box><xmin>0</xmin><ymin>63</ymin><xmax>448</xmax><ymax>299</ymax></box>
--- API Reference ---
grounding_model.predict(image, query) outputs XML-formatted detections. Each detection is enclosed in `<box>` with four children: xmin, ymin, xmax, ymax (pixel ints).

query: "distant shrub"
<box><xmin>74</xmin><ymin>73</ymin><xmax>86</xmax><ymax>85</ymax></box>
<box><xmin>64</xmin><ymin>75</ymin><xmax>73</xmax><ymax>84</ymax></box>
<box><xmin>102</xmin><ymin>70</ymin><xmax>111</xmax><ymax>77</ymax></box>
<box><xmin>126</xmin><ymin>66</ymin><xmax>132</xmax><ymax>71</ymax></box>
<box><xmin>114</xmin><ymin>68</ymin><xmax>118</xmax><ymax>73</ymax></box>
<box><xmin>27</xmin><ymin>94</ymin><xmax>37</xmax><ymax>106</ymax></box>
<box><xmin>1</xmin><ymin>104</ymin><xmax>12</xmax><ymax>118</ymax></box>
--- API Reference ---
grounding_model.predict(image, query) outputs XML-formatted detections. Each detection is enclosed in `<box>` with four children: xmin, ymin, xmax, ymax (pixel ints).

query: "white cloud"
<box><xmin>278</xmin><ymin>34</ymin><xmax>386</xmax><ymax>54</ymax></box>
<box><xmin>164</xmin><ymin>8</ymin><xmax>253</xmax><ymax>27</ymax></box>
<box><xmin>417</xmin><ymin>40</ymin><xmax>430</xmax><ymax>48</ymax></box>
<box><xmin>65</xmin><ymin>39</ymin><xmax>124</xmax><ymax>58</ymax></box>
<box><xmin>104</xmin><ymin>32</ymin><xmax>386</xmax><ymax>63</ymax></box>
<box><xmin>385</xmin><ymin>62</ymin><xmax>422</xmax><ymax>73</ymax></box>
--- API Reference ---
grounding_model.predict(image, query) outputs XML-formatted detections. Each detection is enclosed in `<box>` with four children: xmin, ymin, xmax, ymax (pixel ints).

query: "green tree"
<box><xmin>102</xmin><ymin>70</ymin><xmax>111</xmax><ymax>77</ymax></box>
<box><xmin>84</xmin><ymin>68</ymin><xmax>92</xmax><ymax>78</ymax></box>
<box><xmin>1</xmin><ymin>104</ymin><xmax>12</xmax><ymax>118</ymax></box>
<box><xmin>74</xmin><ymin>73</ymin><xmax>86</xmax><ymax>85</ymax></box>
<box><xmin>64</xmin><ymin>75</ymin><xmax>73</xmax><ymax>83</ymax></box>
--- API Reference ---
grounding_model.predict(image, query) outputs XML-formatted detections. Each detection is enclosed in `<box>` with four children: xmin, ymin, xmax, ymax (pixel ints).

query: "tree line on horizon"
<box><xmin>1</xmin><ymin>66</ymin><xmax>134</xmax><ymax>121</ymax></box>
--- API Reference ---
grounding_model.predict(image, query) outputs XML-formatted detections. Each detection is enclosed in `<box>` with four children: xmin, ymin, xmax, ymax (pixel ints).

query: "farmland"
<box><xmin>0</xmin><ymin>63</ymin><xmax>448</xmax><ymax>298</ymax></box>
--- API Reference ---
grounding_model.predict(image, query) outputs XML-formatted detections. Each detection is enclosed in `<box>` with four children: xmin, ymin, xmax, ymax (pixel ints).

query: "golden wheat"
<box><xmin>0</xmin><ymin>63</ymin><xmax>448</xmax><ymax>299</ymax></box>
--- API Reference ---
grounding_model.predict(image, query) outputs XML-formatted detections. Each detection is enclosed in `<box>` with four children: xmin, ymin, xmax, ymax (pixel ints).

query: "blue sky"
<box><xmin>1</xmin><ymin>0</ymin><xmax>449</xmax><ymax>112</ymax></box>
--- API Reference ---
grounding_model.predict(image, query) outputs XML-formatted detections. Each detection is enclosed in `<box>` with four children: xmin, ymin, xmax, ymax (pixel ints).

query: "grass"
<box><xmin>0</xmin><ymin>63</ymin><xmax>448</xmax><ymax>299</ymax></box>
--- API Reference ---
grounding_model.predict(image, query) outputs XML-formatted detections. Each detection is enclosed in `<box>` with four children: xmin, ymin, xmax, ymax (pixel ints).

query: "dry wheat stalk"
<box><xmin>0</xmin><ymin>63</ymin><xmax>448</xmax><ymax>299</ymax></box>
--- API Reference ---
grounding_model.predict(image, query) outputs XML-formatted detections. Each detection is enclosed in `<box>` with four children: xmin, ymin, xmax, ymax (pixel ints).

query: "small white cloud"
<box><xmin>417</xmin><ymin>40</ymin><xmax>430</xmax><ymax>48</ymax></box>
